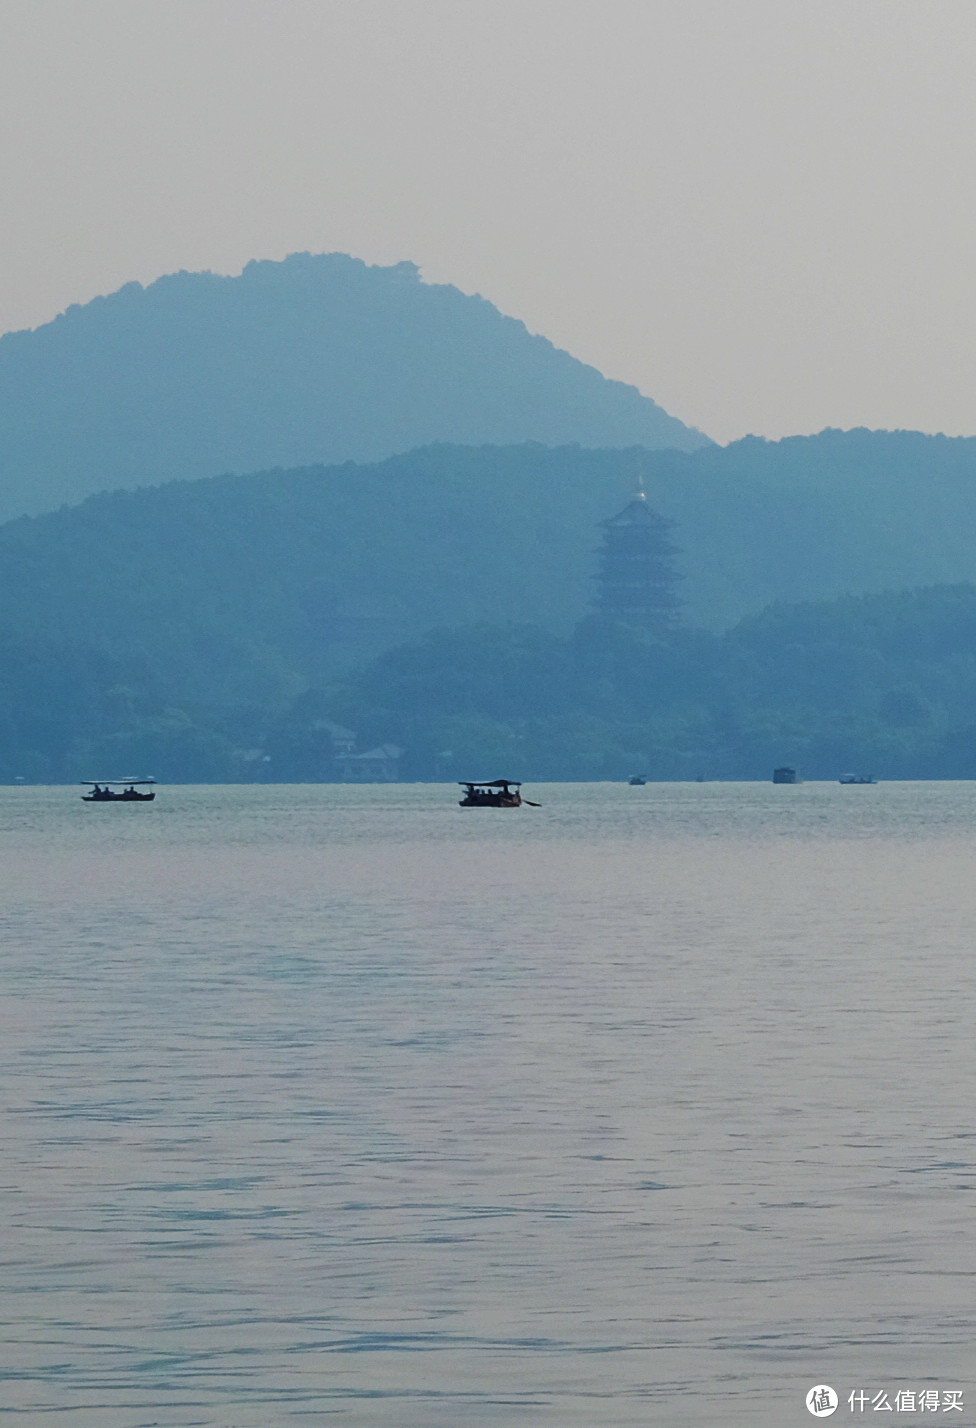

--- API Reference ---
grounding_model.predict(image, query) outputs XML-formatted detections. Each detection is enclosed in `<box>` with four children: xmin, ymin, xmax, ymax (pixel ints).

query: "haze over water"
<box><xmin>0</xmin><ymin>782</ymin><xmax>973</xmax><ymax>1426</ymax></box>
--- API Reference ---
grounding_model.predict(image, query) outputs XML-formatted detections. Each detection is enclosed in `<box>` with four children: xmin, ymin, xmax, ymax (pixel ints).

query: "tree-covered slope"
<box><xmin>642</xmin><ymin>428</ymin><xmax>976</xmax><ymax>623</ymax></box>
<box><xmin>330</xmin><ymin>584</ymin><xmax>976</xmax><ymax>783</ymax></box>
<box><xmin>0</xmin><ymin>252</ymin><xmax>707</xmax><ymax>521</ymax></box>
<box><xmin>3</xmin><ymin>430</ymin><xmax>976</xmax><ymax>723</ymax></box>
<box><xmin>0</xmin><ymin>445</ymin><xmax>658</xmax><ymax>712</ymax></box>
<box><xmin>3</xmin><ymin>427</ymin><xmax>976</xmax><ymax>778</ymax></box>
<box><xmin>8</xmin><ymin>573</ymin><xmax>976</xmax><ymax>782</ymax></box>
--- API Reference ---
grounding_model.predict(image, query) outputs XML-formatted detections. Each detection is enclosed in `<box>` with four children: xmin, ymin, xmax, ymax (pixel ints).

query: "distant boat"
<box><xmin>82</xmin><ymin>779</ymin><xmax>156</xmax><ymax>802</ymax></box>
<box><xmin>772</xmin><ymin>766</ymin><xmax>798</xmax><ymax>784</ymax></box>
<box><xmin>459</xmin><ymin>780</ymin><xmax>535</xmax><ymax>808</ymax></box>
<box><xmin>839</xmin><ymin>774</ymin><xmax>876</xmax><ymax>785</ymax></box>
<box><xmin>628</xmin><ymin>774</ymin><xmax>647</xmax><ymax>786</ymax></box>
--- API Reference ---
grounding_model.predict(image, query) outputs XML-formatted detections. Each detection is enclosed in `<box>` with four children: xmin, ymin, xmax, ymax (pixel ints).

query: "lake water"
<box><xmin>0</xmin><ymin>781</ymin><xmax>974</xmax><ymax>1426</ymax></box>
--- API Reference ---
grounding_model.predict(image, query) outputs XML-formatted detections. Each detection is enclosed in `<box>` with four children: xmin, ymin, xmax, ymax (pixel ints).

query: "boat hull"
<box><xmin>459</xmin><ymin>793</ymin><xmax>521</xmax><ymax>808</ymax></box>
<box><xmin>82</xmin><ymin>791</ymin><xmax>155</xmax><ymax>802</ymax></box>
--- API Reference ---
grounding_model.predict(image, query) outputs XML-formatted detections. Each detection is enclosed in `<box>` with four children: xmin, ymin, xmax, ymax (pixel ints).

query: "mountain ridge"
<box><xmin>2</xmin><ymin>428</ymin><xmax>976</xmax><ymax>683</ymax></box>
<box><xmin>2</xmin><ymin>430</ymin><xmax>976</xmax><ymax>778</ymax></box>
<box><xmin>0</xmin><ymin>252</ymin><xmax>708</xmax><ymax>521</ymax></box>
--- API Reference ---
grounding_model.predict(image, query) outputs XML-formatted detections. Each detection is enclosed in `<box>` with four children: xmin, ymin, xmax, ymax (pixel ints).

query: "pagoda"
<box><xmin>592</xmin><ymin>479</ymin><xmax>680</xmax><ymax>629</ymax></box>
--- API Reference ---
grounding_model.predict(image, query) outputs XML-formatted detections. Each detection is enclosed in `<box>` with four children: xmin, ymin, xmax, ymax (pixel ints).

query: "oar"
<box><xmin>522</xmin><ymin>798</ymin><xmax>542</xmax><ymax>807</ymax></box>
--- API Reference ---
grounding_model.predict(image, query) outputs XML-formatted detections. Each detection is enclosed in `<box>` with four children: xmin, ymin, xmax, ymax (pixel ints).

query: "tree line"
<box><xmin>6</xmin><ymin>584</ymin><xmax>976</xmax><ymax>782</ymax></box>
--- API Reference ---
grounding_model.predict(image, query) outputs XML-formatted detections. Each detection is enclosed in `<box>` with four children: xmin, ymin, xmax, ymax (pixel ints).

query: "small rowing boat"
<box><xmin>82</xmin><ymin>779</ymin><xmax>156</xmax><ymax>802</ymax></box>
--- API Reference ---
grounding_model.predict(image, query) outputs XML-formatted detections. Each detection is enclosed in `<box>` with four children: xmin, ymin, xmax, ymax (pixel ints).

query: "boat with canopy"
<box><xmin>459</xmin><ymin>780</ymin><xmax>522</xmax><ymax>808</ymax></box>
<box><xmin>458</xmin><ymin>780</ymin><xmax>539</xmax><ymax>808</ymax></box>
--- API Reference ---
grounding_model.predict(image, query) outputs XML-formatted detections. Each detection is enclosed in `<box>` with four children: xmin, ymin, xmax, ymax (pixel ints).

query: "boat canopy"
<box><xmin>81</xmin><ymin>778</ymin><xmax>156</xmax><ymax>786</ymax></box>
<box><xmin>459</xmin><ymin>779</ymin><xmax>521</xmax><ymax>788</ymax></box>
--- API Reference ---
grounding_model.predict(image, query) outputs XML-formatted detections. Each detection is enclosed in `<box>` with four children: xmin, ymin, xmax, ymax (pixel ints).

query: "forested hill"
<box><xmin>644</xmin><ymin>426</ymin><xmax>976</xmax><ymax>622</ymax></box>
<box><xmin>4</xmin><ymin>431</ymin><xmax>976</xmax><ymax>778</ymax></box>
<box><xmin>2</xmin><ymin>430</ymin><xmax>976</xmax><ymax>705</ymax></box>
<box><xmin>0</xmin><ymin>252</ymin><xmax>707</xmax><ymax>522</ymax></box>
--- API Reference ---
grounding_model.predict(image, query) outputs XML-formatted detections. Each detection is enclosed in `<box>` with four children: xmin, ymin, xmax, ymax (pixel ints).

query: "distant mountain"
<box><xmin>0</xmin><ymin>252</ymin><xmax>708</xmax><ymax>521</ymax></box>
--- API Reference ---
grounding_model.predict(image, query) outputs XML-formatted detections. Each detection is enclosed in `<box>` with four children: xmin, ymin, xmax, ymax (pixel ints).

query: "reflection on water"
<box><xmin>0</xmin><ymin>782</ymin><xmax>974</xmax><ymax>1425</ymax></box>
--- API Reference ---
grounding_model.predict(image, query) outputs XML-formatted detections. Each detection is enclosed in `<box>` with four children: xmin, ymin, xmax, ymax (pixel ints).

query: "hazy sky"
<box><xmin>3</xmin><ymin>0</ymin><xmax>976</xmax><ymax>444</ymax></box>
